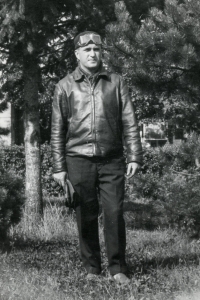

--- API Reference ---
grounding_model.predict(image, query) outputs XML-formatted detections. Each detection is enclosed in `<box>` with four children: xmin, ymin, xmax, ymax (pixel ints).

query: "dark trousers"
<box><xmin>66</xmin><ymin>155</ymin><xmax>127</xmax><ymax>276</ymax></box>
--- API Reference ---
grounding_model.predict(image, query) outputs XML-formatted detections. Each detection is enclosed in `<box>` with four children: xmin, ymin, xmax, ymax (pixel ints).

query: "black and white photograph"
<box><xmin>0</xmin><ymin>1</ymin><xmax>200</xmax><ymax>299</ymax></box>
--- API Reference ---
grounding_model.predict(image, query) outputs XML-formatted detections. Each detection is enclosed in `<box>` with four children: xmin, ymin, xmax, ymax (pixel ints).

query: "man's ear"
<box><xmin>75</xmin><ymin>49</ymin><xmax>79</xmax><ymax>61</ymax></box>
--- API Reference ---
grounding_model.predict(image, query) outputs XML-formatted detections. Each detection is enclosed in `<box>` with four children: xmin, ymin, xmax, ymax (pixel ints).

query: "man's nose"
<box><xmin>90</xmin><ymin>49</ymin><xmax>95</xmax><ymax>56</ymax></box>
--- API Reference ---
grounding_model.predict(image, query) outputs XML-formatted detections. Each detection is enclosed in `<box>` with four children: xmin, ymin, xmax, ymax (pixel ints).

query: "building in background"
<box><xmin>140</xmin><ymin>121</ymin><xmax>184</xmax><ymax>147</ymax></box>
<box><xmin>0</xmin><ymin>104</ymin><xmax>24</xmax><ymax>145</ymax></box>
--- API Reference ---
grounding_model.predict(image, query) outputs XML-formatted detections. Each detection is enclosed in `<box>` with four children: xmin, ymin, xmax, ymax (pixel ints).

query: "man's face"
<box><xmin>75</xmin><ymin>43</ymin><xmax>102</xmax><ymax>71</ymax></box>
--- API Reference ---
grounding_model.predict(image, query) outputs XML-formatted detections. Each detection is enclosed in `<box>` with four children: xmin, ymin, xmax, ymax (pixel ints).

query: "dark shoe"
<box><xmin>112</xmin><ymin>273</ymin><xmax>130</xmax><ymax>285</ymax></box>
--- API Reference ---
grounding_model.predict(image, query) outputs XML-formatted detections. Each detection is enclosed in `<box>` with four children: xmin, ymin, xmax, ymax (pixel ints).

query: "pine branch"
<box><xmin>160</xmin><ymin>65</ymin><xmax>191</xmax><ymax>73</ymax></box>
<box><xmin>38</xmin><ymin>39</ymin><xmax>72</xmax><ymax>58</ymax></box>
<box><xmin>113</xmin><ymin>43</ymin><xmax>136</xmax><ymax>59</ymax></box>
<box><xmin>40</xmin><ymin>60</ymin><xmax>62</xmax><ymax>71</ymax></box>
<box><xmin>38</xmin><ymin>45</ymin><xmax>66</xmax><ymax>58</ymax></box>
<box><xmin>148</xmin><ymin>62</ymin><xmax>191</xmax><ymax>73</ymax></box>
<box><xmin>109</xmin><ymin>61</ymin><xmax>137</xmax><ymax>71</ymax></box>
<box><xmin>47</xmin><ymin>40</ymin><xmax>69</xmax><ymax>47</ymax></box>
<box><xmin>0</xmin><ymin>48</ymin><xmax>10</xmax><ymax>54</ymax></box>
<box><xmin>172</xmin><ymin>169</ymin><xmax>200</xmax><ymax>177</ymax></box>
<box><xmin>53</xmin><ymin>20</ymin><xmax>78</xmax><ymax>29</ymax></box>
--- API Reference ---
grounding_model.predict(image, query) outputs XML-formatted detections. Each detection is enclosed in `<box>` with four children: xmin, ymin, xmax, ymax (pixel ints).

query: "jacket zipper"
<box><xmin>91</xmin><ymin>84</ymin><xmax>96</xmax><ymax>154</ymax></box>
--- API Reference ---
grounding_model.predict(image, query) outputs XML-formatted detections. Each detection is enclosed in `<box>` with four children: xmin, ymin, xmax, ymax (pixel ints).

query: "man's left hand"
<box><xmin>126</xmin><ymin>162</ymin><xmax>141</xmax><ymax>179</ymax></box>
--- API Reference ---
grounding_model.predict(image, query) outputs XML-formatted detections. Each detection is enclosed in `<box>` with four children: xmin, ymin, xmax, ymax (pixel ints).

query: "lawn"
<box><xmin>0</xmin><ymin>199</ymin><xmax>200</xmax><ymax>300</ymax></box>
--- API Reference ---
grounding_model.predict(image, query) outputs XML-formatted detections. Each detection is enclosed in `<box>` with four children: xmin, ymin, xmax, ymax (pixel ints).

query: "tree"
<box><xmin>106</xmin><ymin>0</ymin><xmax>200</xmax><ymax>131</ymax></box>
<box><xmin>123</xmin><ymin>0</ymin><xmax>164</xmax><ymax>23</ymax></box>
<box><xmin>0</xmin><ymin>0</ymin><xmax>115</xmax><ymax>222</ymax></box>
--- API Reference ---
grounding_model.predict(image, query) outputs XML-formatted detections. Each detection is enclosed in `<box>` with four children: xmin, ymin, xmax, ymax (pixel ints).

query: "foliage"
<box><xmin>2</xmin><ymin>133</ymin><xmax>200</xmax><ymax>233</ymax></box>
<box><xmin>157</xmin><ymin>172</ymin><xmax>200</xmax><ymax>235</ymax></box>
<box><xmin>0</xmin><ymin>0</ymin><xmax>117</xmax><ymax>148</ymax></box>
<box><xmin>2</xmin><ymin>144</ymin><xmax>25</xmax><ymax>177</ymax></box>
<box><xmin>107</xmin><ymin>0</ymin><xmax>200</xmax><ymax>130</ymax></box>
<box><xmin>123</xmin><ymin>0</ymin><xmax>165</xmax><ymax>24</ymax></box>
<box><xmin>0</xmin><ymin>146</ymin><xmax>24</xmax><ymax>239</ymax></box>
<box><xmin>130</xmin><ymin>133</ymin><xmax>200</xmax><ymax>233</ymax></box>
<box><xmin>1</xmin><ymin>143</ymin><xmax>62</xmax><ymax>197</ymax></box>
<box><xmin>38</xmin><ymin>79</ymin><xmax>55</xmax><ymax>143</ymax></box>
<box><xmin>0</xmin><ymin>127</ymin><xmax>10</xmax><ymax>135</ymax></box>
<box><xmin>0</xmin><ymin>0</ymin><xmax>116</xmax><ymax>115</ymax></box>
<box><xmin>40</xmin><ymin>143</ymin><xmax>63</xmax><ymax>196</ymax></box>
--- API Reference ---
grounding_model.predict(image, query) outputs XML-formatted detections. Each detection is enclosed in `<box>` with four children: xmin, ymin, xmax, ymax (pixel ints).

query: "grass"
<box><xmin>1</xmin><ymin>198</ymin><xmax>200</xmax><ymax>300</ymax></box>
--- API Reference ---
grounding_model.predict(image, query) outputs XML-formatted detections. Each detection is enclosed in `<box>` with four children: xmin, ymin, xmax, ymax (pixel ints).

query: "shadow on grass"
<box><xmin>44</xmin><ymin>193</ymin><xmax>166</xmax><ymax>230</ymax></box>
<box><xmin>0</xmin><ymin>235</ymin><xmax>76</xmax><ymax>253</ymax></box>
<box><xmin>128</xmin><ymin>252</ymin><xmax>200</xmax><ymax>275</ymax></box>
<box><xmin>44</xmin><ymin>196</ymin><xmax>162</xmax><ymax>231</ymax></box>
<box><xmin>1</xmin><ymin>198</ymin><xmax>199</xmax><ymax>280</ymax></box>
<box><xmin>1</xmin><ymin>234</ymin><xmax>200</xmax><ymax>281</ymax></box>
<box><xmin>0</xmin><ymin>236</ymin><xmax>83</xmax><ymax>287</ymax></box>
<box><xmin>123</xmin><ymin>200</ymin><xmax>161</xmax><ymax>230</ymax></box>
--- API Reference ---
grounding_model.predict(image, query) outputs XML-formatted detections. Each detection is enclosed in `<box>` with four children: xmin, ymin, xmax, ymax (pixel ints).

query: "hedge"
<box><xmin>1</xmin><ymin>133</ymin><xmax>200</xmax><ymax>234</ymax></box>
<box><xmin>1</xmin><ymin>143</ymin><xmax>62</xmax><ymax>197</ymax></box>
<box><xmin>0</xmin><ymin>147</ymin><xmax>24</xmax><ymax>239</ymax></box>
<box><xmin>130</xmin><ymin>133</ymin><xmax>200</xmax><ymax>234</ymax></box>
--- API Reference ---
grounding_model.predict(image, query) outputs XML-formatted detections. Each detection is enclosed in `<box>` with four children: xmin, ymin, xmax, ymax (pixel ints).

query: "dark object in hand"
<box><xmin>64</xmin><ymin>179</ymin><xmax>78</xmax><ymax>209</ymax></box>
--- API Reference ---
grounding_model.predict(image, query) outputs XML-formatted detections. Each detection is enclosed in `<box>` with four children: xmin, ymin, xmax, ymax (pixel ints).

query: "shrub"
<box><xmin>156</xmin><ymin>171</ymin><xmax>200</xmax><ymax>235</ymax></box>
<box><xmin>40</xmin><ymin>143</ymin><xmax>63</xmax><ymax>196</ymax></box>
<box><xmin>2</xmin><ymin>144</ymin><xmax>25</xmax><ymax>178</ymax></box>
<box><xmin>1</xmin><ymin>143</ymin><xmax>62</xmax><ymax>197</ymax></box>
<box><xmin>0</xmin><ymin>146</ymin><xmax>24</xmax><ymax>239</ymax></box>
<box><xmin>131</xmin><ymin>133</ymin><xmax>200</xmax><ymax>199</ymax></box>
<box><xmin>1</xmin><ymin>133</ymin><xmax>200</xmax><ymax>233</ymax></box>
<box><xmin>129</xmin><ymin>133</ymin><xmax>200</xmax><ymax>232</ymax></box>
<box><xmin>0</xmin><ymin>127</ymin><xmax>10</xmax><ymax>135</ymax></box>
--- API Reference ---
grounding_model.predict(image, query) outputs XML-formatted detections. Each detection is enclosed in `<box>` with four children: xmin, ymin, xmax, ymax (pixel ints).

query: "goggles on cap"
<box><xmin>76</xmin><ymin>33</ymin><xmax>102</xmax><ymax>48</ymax></box>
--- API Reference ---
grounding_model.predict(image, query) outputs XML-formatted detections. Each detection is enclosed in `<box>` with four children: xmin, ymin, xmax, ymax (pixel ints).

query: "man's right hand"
<box><xmin>53</xmin><ymin>171</ymin><xmax>67</xmax><ymax>187</ymax></box>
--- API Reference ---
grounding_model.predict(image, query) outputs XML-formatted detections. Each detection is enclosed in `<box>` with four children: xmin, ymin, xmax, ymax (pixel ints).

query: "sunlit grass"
<box><xmin>1</xmin><ymin>199</ymin><xmax>200</xmax><ymax>300</ymax></box>
<box><xmin>9</xmin><ymin>198</ymin><xmax>78</xmax><ymax>242</ymax></box>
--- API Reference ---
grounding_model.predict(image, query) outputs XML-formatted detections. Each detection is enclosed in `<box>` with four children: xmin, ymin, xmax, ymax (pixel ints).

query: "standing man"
<box><xmin>51</xmin><ymin>31</ymin><xmax>142</xmax><ymax>284</ymax></box>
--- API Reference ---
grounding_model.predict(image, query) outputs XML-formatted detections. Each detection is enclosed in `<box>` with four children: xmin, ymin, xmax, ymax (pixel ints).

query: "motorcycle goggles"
<box><xmin>76</xmin><ymin>33</ymin><xmax>102</xmax><ymax>48</ymax></box>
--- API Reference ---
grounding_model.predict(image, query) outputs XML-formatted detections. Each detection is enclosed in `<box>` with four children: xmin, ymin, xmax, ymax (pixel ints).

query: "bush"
<box><xmin>157</xmin><ymin>172</ymin><xmax>200</xmax><ymax>235</ymax></box>
<box><xmin>132</xmin><ymin>133</ymin><xmax>200</xmax><ymax>199</ymax></box>
<box><xmin>2</xmin><ymin>133</ymin><xmax>200</xmax><ymax>233</ymax></box>
<box><xmin>0</xmin><ymin>147</ymin><xmax>24</xmax><ymax>239</ymax></box>
<box><xmin>2</xmin><ymin>144</ymin><xmax>25</xmax><ymax>178</ymax></box>
<box><xmin>130</xmin><ymin>133</ymin><xmax>200</xmax><ymax>233</ymax></box>
<box><xmin>40</xmin><ymin>143</ymin><xmax>63</xmax><ymax>196</ymax></box>
<box><xmin>1</xmin><ymin>143</ymin><xmax>62</xmax><ymax>197</ymax></box>
<box><xmin>0</xmin><ymin>127</ymin><xmax>10</xmax><ymax>135</ymax></box>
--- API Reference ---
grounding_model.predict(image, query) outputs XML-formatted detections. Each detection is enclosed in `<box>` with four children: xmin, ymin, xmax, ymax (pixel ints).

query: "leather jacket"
<box><xmin>51</xmin><ymin>66</ymin><xmax>143</xmax><ymax>173</ymax></box>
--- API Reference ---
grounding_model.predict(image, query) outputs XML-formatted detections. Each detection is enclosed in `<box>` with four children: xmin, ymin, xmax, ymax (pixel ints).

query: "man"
<box><xmin>51</xmin><ymin>31</ymin><xmax>143</xmax><ymax>284</ymax></box>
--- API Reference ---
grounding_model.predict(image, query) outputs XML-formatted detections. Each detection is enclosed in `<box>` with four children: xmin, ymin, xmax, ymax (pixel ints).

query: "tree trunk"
<box><xmin>24</xmin><ymin>52</ymin><xmax>43</xmax><ymax>222</ymax></box>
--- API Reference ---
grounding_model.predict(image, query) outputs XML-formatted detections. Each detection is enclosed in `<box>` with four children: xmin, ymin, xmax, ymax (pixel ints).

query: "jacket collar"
<box><xmin>73</xmin><ymin>65</ymin><xmax>110</xmax><ymax>81</ymax></box>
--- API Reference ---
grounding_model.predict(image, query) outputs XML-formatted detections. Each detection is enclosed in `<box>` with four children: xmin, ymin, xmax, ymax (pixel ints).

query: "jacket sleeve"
<box><xmin>51</xmin><ymin>83</ymin><xmax>68</xmax><ymax>173</ymax></box>
<box><xmin>119</xmin><ymin>77</ymin><xmax>143</xmax><ymax>164</ymax></box>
